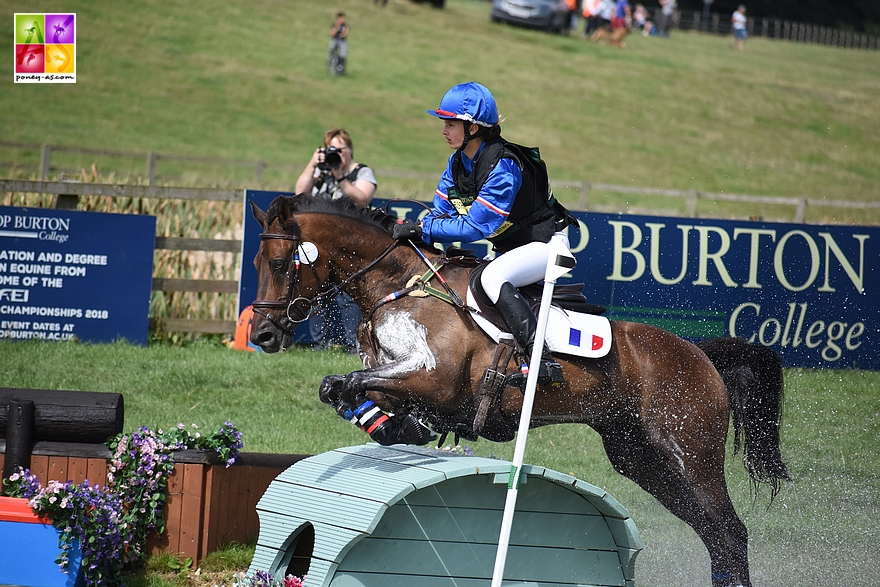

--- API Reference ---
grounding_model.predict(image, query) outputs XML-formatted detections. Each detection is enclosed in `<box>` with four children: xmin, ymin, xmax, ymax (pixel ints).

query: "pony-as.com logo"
<box><xmin>14</xmin><ymin>13</ymin><xmax>76</xmax><ymax>84</ymax></box>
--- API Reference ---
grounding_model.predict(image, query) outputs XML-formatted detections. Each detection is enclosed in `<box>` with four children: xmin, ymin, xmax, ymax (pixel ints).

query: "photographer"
<box><xmin>295</xmin><ymin>128</ymin><xmax>376</xmax><ymax>207</ymax></box>
<box><xmin>295</xmin><ymin>128</ymin><xmax>376</xmax><ymax>352</ymax></box>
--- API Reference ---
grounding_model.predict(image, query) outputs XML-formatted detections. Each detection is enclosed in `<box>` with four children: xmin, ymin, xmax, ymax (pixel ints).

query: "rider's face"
<box><xmin>442</xmin><ymin>119</ymin><xmax>466</xmax><ymax>150</ymax></box>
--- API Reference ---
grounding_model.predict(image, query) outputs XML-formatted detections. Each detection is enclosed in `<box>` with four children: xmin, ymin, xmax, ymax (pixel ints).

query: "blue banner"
<box><xmin>240</xmin><ymin>193</ymin><xmax>879</xmax><ymax>370</ymax></box>
<box><xmin>0</xmin><ymin>206</ymin><xmax>156</xmax><ymax>345</ymax></box>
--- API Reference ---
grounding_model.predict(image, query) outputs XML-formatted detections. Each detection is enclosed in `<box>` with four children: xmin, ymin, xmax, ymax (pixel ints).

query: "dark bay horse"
<box><xmin>248</xmin><ymin>194</ymin><xmax>789</xmax><ymax>587</ymax></box>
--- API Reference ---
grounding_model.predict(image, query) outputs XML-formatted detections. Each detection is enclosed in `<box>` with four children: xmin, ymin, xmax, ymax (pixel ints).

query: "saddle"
<box><xmin>459</xmin><ymin>264</ymin><xmax>612</xmax><ymax>443</ymax></box>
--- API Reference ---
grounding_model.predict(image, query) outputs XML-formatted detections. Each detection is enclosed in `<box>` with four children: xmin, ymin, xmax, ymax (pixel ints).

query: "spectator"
<box><xmin>732</xmin><ymin>5</ymin><xmax>748</xmax><ymax>50</ymax></box>
<box><xmin>633</xmin><ymin>4</ymin><xmax>655</xmax><ymax>36</ymax></box>
<box><xmin>328</xmin><ymin>12</ymin><xmax>348</xmax><ymax>75</ymax></box>
<box><xmin>588</xmin><ymin>0</ymin><xmax>614</xmax><ymax>42</ymax></box>
<box><xmin>656</xmin><ymin>0</ymin><xmax>676</xmax><ymax>37</ymax></box>
<box><xmin>607</xmin><ymin>0</ymin><xmax>632</xmax><ymax>47</ymax></box>
<box><xmin>295</xmin><ymin>128</ymin><xmax>377</xmax><ymax>352</ymax></box>
<box><xmin>582</xmin><ymin>0</ymin><xmax>603</xmax><ymax>36</ymax></box>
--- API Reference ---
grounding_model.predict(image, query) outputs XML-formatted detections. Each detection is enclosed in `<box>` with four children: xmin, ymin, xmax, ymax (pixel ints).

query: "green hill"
<box><xmin>3</xmin><ymin>0</ymin><xmax>878</xmax><ymax>213</ymax></box>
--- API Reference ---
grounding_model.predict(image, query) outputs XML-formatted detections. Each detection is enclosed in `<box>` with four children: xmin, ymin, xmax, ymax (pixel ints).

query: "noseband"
<box><xmin>251</xmin><ymin>232</ymin><xmax>322</xmax><ymax>336</ymax></box>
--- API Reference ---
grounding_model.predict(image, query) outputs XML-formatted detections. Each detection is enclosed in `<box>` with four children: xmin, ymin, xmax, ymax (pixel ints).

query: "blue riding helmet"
<box><xmin>427</xmin><ymin>82</ymin><xmax>499</xmax><ymax>128</ymax></box>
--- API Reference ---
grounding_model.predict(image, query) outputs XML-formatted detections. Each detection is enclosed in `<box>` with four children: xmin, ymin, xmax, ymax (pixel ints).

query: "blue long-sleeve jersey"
<box><xmin>420</xmin><ymin>143</ymin><xmax>522</xmax><ymax>245</ymax></box>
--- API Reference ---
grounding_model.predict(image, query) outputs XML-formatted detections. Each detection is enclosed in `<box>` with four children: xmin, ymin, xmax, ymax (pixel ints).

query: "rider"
<box><xmin>392</xmin><ymin>81</ymin><xmax>575</xmax><ymax>388</ymax></box>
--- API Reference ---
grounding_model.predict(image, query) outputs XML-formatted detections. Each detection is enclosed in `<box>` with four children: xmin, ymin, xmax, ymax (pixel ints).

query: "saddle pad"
<box><xmin>467</xmin><ymin>288</ymin><xmax>612</xmax><ymax>359</ymax></box>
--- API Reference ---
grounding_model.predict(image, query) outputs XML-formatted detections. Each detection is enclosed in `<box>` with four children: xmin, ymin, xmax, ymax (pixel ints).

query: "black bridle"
<box><xmin>251</xmin><ymin>227</ymin><xmax>401</xmax><ymax>336</ymax></box>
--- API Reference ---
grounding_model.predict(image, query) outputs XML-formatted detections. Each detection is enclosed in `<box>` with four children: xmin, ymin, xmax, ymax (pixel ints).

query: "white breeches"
<box><xmin>480</xmin><ymin>232</ymin><xmax>570</xmax><ymax>303</ymax></box>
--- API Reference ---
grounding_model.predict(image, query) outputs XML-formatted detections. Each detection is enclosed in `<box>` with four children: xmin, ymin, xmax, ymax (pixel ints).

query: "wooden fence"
<box><xmin>3</xmin><ymin>178</ymin><xmax>880</xmax><ymax>335</ymax></box>
<box><xmin>0</xmin><ymin>444</ymin><xmax>306</xmax><ymax>564</ymax></box>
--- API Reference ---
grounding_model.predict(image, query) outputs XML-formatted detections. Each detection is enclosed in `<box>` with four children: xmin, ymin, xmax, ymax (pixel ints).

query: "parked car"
<box><xmin>491</xmin><ymin>0</ymin><xmax>571</xmax><ymax>33</ymax></box>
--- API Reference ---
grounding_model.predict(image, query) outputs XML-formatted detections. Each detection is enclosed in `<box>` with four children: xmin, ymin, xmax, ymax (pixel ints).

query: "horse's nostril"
<box><xmin>256</xmin><ymin>330</ymin><xmax>275</xmax><ymax>344</ymax></box>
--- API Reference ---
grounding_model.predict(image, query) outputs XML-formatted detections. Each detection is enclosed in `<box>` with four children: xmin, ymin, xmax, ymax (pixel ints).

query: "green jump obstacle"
<box><xmin>249</xmin><ymin>444</ymin><xmax>643</xmax><ymax>587</ymax></box>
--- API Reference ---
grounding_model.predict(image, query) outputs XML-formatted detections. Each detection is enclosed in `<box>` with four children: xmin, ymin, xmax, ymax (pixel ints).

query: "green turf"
<box><xmin>0</xmin><ymin>339</ymin><xmax>877</xmax><ymax>586</ymax></box>
<box><xmin>2</xmin><ymin>0</ymin><xmax>879</xmax><ymax>223</ymax></box>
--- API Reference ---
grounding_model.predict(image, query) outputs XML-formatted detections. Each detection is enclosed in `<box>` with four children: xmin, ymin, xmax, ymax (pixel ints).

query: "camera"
<box><xmin>318</xmin><ymin>146</ymin><xmax>343</xmax><ymax>171</ymax></box>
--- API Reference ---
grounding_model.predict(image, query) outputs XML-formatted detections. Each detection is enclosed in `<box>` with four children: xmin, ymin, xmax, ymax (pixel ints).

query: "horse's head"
<box><xmin>248</xmin><ymin>195</ymin><xmax>329</xmax><ymax>352</ymax></box>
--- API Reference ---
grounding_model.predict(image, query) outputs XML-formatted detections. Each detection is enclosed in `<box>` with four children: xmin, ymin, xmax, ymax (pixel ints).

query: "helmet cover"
<box><xmin>426</xmin><ymin>82</ymin><xmax>499</xmax><ymax>127</ymax></box>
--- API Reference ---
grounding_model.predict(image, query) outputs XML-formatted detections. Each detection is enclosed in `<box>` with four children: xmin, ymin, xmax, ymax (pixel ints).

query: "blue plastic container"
<box><xmin>0</xmin><ymin>497</ymin><xmax>84</xmax><ymax>587</ymax></box>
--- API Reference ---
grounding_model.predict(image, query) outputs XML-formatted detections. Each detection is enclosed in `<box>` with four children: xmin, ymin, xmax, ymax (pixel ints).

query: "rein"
<box><xmin>252</xmin><ymin>229</ymin><xmax>402</xmax><ymax>336</ymax></box>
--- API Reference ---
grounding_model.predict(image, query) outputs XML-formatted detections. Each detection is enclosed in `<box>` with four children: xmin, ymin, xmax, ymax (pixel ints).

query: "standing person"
<box><xmin>657</xmin><ymin>0</ymin><xmax>676</xmax><ymax>37</ymax></box>
<box><xmin>732</xmin><ymin>5</ymin><xmax>748</xmax><ymax>50</ymax></box>
<box><xmin>609</xmin><ymin>0</ymin><xmax>632</xmax><ymax>46</ymax></box>
<box><xmin>295</xmin><ymin>128</ymin><xmax>377</xmax><ymax>352</ymax></box>
<box><xmin>328</xmin><ymin>12</ymin><xmax>348</xmax><ymax>75</ymax></box>
<box><xmin>391</xmin><ymin>82</ymin><xmax>576</xmax><ymax>388</ymax></box>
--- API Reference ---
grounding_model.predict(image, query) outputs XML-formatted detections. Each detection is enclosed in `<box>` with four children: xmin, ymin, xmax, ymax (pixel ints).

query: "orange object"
<box><xmin>232</xmin><ymin>305</ymin><xmax>257</xmax><ymax>351</ymax></box>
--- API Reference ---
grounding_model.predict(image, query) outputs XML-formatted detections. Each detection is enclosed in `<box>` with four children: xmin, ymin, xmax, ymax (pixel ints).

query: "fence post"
<box><xmin>794</xmin><ymin>198</ymin><xmax>807</xmax><ymax>223</ymax></box>
<box><xmin>687</xmin><ymin>190</ymin><xmax>699</xmax><ymax>217</ymax></box>
<box><xmin>578</xmin><ymin>181</ymin><xmax>591</xmax><ymax>211</ymax></box>
<box><xmin>39</xmin><ymin>143</ymin><xmax>52</xmax><ymax>180</ymax></box>
<box><xmin>255</xmin><ymin>159</ymin><xmax>266</xmax><ymax>183</ymax></box>
<box><xmin>147</xmin><ymin>151</ymin><xmax>159</xmax><ymax>186</ymax></box>
<box><xmin>55</xmin><ymin>194</ymin><xmax>78</xmax><ymax>209</ymax></box>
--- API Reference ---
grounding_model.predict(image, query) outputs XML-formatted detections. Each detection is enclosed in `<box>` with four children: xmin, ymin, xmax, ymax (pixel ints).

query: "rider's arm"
<box><xmin>421</xmin><ymin>158</ymin><xmax>521</xmax><ymax>244</ymax></box>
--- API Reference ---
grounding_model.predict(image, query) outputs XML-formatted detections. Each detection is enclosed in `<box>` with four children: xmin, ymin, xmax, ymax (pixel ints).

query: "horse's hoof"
<box><xmin>396</xmin><ymin>414</ymin><xmax>437</xmax><ymax>446</ymax></box>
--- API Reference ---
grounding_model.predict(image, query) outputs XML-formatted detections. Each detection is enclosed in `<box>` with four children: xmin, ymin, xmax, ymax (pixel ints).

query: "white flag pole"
<box><xmin>490</xmin><ymin>233</ymin><xmax>575</xmax><ymax>587</ymax></box>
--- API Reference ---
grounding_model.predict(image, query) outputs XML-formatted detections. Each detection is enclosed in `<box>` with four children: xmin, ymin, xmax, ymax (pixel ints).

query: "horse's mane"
<box><xmin>267</xmin><ymin>194</ymin><xmax>398</xmax><ymax>234</ymax></box>
<box><xmin>267</xmin><ymin>193</ymin><xmax>478</xmax><ymax>258</ymax></box>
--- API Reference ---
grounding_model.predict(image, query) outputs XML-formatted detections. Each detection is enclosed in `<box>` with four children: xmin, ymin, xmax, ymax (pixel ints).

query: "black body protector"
<box><xmin>448</xmin><ymin>137</ymin><xmax>574</xmax><ymax>253</ymax></box>
<box><xmin>450</xmin><ymin>136</ymin><xmax>576</xmax><ymax>399</ymax></box>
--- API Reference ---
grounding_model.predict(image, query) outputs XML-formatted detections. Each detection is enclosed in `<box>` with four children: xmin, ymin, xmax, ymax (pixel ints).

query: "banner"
<box><xmin>0</xmin><ymin>206</ymin><xmax>156</xmax><ymax>345</ymax></box>
<box><xmin>239</xmin><ymin>193</ymin><xmax>879</xmax><ymax>369</ymax></box>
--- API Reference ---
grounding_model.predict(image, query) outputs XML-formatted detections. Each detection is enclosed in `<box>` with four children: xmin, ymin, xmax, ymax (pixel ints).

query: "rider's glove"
<box><xmin>391</xmin><ymin>219</ymin><xmax>421</xmax><ymax>241</ymax></box>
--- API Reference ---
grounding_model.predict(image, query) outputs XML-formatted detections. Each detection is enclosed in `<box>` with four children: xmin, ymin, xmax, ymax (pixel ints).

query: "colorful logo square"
<box><xmin>15</xmin><ymin>44</ymin><xmax>45</xmax><ymax>73</ymax></box>
<box><xmin>13</xmin><ymin>13</ymin><xmax>75</xmax><ymax>82</ymax></box>
<box><xmin>45</xmin><ymin>14</ymin><xmax>75</xmax><ymax>44</ymax></box>
<box><xmin>45</xmin><ymin>45</ymin><xmax>74</xmax><ymax>73</ymax></box>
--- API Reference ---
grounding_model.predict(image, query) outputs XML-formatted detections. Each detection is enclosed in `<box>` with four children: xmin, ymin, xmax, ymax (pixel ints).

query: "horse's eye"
<box><xmin>270</xmin><ymin>259</ymin><xmax>288</xmax><ymax>273</ymax></box>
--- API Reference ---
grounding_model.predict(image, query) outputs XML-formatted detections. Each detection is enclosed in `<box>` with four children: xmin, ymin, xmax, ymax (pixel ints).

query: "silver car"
<box><xmin>491</xmin><ymin>0</ymin><xmax>572</xmax><ymax>33</ymax></box>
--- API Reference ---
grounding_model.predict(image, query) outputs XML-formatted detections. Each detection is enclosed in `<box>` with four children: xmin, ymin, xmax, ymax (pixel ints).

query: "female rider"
<box><xmin>393</xmin><ymin>82</ymin><xmax>574</xmax><ymax>388</ymax></box>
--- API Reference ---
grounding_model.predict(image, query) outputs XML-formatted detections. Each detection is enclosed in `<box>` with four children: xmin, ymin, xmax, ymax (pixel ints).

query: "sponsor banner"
<box><xmin>0</xmin><ymin>206</ymin><xmax>156</xmax><ymax>345</ymax></box>
<box><xmin>240</xmin><ymin>193</ymin><xmax>878</xmax><ymax>369</ymax></box>
<box><xmin>13</xmin><ymin>13</ymin><xmax>76</xmax><ymax>83</ymax></box>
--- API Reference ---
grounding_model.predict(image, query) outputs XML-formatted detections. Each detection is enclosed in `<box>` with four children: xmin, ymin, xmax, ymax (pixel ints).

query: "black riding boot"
<box><xmin>496</xmin><ymin>282</ymin><xmax>564</xmax><ymax>390</ymax></box>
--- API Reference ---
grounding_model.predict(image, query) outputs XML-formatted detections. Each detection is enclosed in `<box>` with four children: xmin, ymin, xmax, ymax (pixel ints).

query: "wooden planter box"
<box><xmin>0</xmin><ymin>496</ymin><xmax>85</xmax><ymax>587</ymax></box>
<box><xmin>0</xmin><ymin>442</ymin><xmax>307</xmax><ymax>565</ymax></box>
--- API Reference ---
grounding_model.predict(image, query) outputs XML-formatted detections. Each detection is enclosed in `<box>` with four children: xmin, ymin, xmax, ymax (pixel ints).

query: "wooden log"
<box><xmin>0</xmin><ymin>388</ymin><xmax>123</xmax><ymax>445</ymax></box>
<box><xmin>2</xmin><ymin>400</ymin><xmax>34</xmax><ymax>479</ymax></box>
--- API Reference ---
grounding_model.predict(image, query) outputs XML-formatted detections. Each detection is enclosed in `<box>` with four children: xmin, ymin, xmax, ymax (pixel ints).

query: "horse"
<box><xmin>248</xmin><ymin>193</ymin><xmax>790</xmax><ymax>587</ymax></box>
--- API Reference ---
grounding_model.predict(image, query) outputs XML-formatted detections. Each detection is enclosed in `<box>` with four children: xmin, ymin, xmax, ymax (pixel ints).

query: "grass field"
<box><xmin>3</xmin><ymin>0</ymin><xmax>879</xmax><ymax>223</ymax></box>
<box><xmin>0</xmin><ymin>339</ymin><xmax>877</xmax><ymax>586</ymax></box>
<box><xmin>3</xmin><ymin>1</ymin><xmax>879</xmax><ymax>584</ymax></box>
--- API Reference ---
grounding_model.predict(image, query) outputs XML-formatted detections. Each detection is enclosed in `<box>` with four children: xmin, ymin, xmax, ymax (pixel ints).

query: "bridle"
<box><xmin>251</xmin><ymin>224</ymin><xmax>401</xmax><ymax>337</ymax></box>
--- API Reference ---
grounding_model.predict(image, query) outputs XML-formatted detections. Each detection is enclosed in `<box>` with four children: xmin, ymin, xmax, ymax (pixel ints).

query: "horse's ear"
<box><xmin>249</xmin><ymin>200</ymin><xmax>267</xmax><ymax>228</ymax></box>
<box><xmin>275</xmin><ymin>196</ymin><xmax>294</xmax><ymax>223</ymax></box>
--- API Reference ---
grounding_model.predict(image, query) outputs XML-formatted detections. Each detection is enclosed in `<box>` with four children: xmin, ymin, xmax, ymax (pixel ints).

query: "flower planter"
<box><xmin>0</xmin><ymin>496</ymin><xmax>84</xmax><ymax>587</ymax></box>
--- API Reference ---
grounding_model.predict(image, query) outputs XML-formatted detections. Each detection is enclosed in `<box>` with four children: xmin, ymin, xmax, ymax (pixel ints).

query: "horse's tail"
<box><xmin>697</xmin><ymin>337</ymin><xmax>791</xmax><ymax>499</ymax></box>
